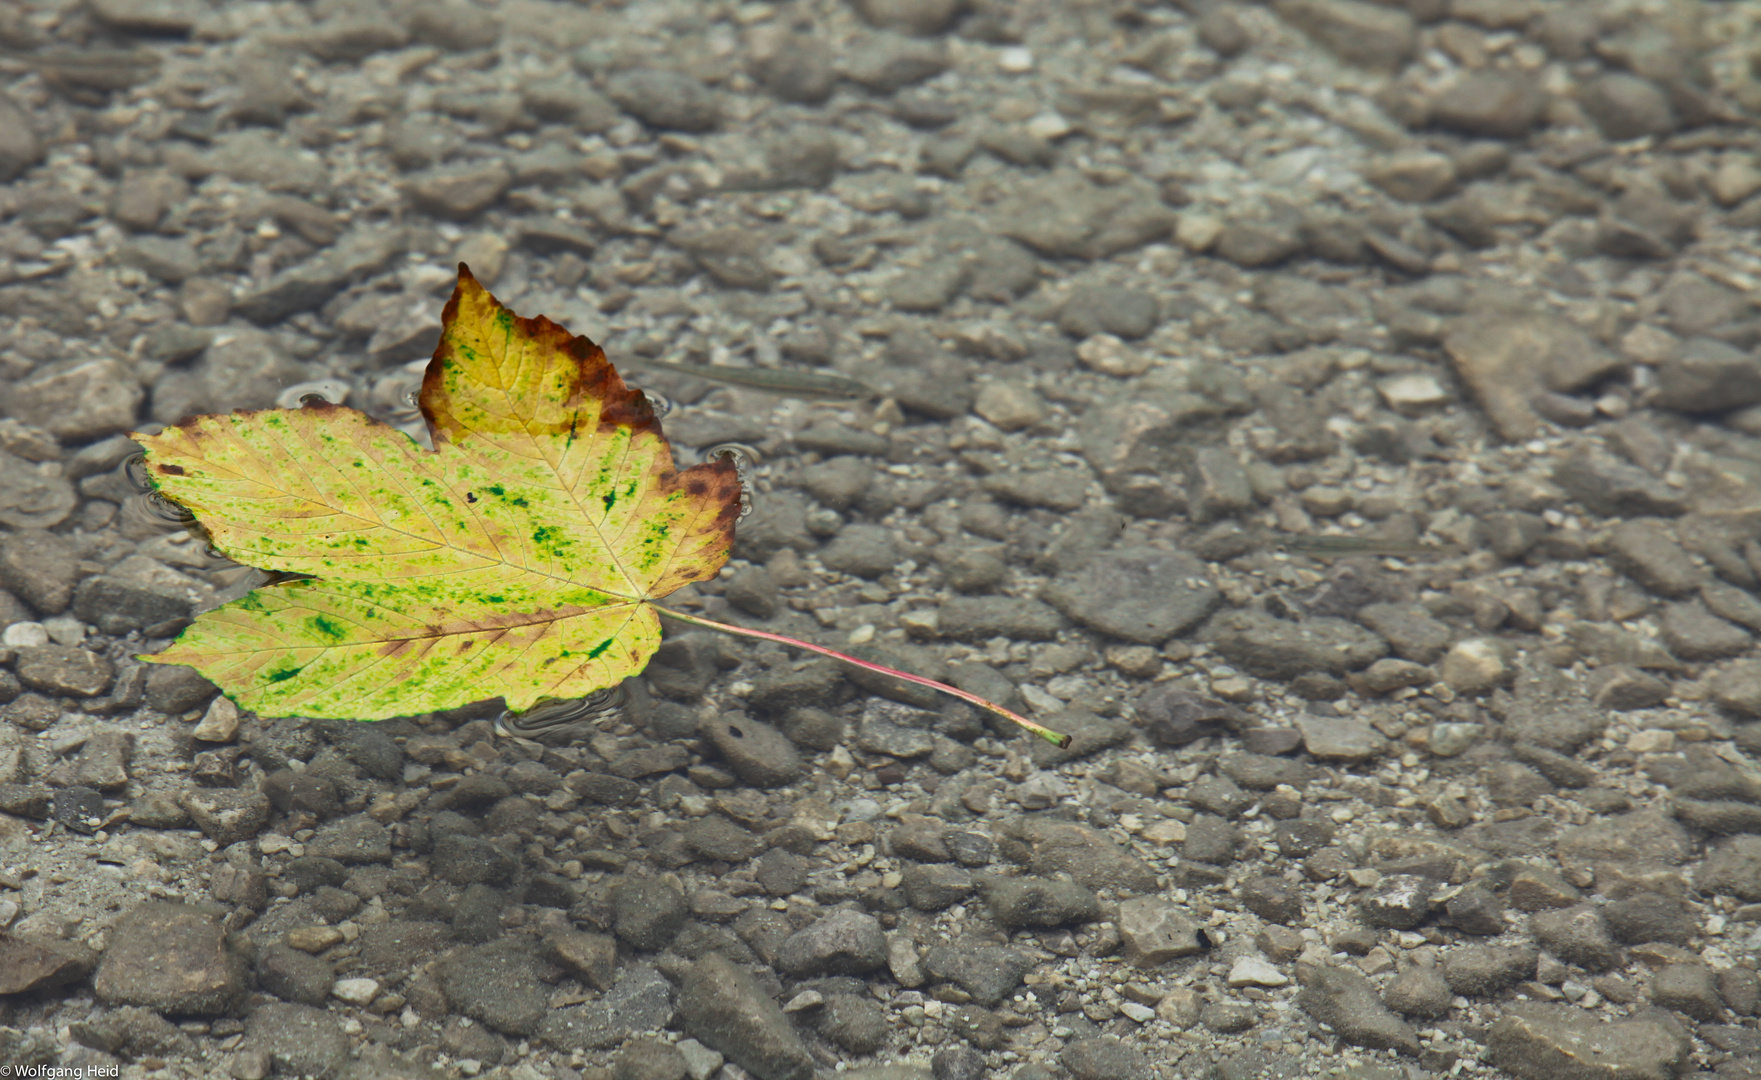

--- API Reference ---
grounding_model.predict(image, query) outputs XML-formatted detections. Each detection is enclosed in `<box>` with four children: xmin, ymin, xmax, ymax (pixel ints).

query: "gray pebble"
<box><xmin>676</xmin><ymin>953</ymin><xmax>812</xmax><ymax>1080</ymax></box>
<box><xmin>1294</xmin><ymin>964</ymin><xmax>1419</xmax><ymax>1056</ymax></box>
<box><xmin>776</xmin><ymin>909</ymin><xmax>887</xmax><ymax>978</ymax></box>
<box><xmin>1274</xmin><ymin>0</ymin><xmax>1416</xmax><ymax>72</ymax></box>
<box><xmin>841</xmin><ymin>33</ymin><xmax>950</xmax><ymax>94</ymax></box>
<box><xmin>439</xmin><ymin>939</ymin><xmax>555</xmax><ymax>1036</ymax></box>
<box><xmin>1059</xmin><ymin>285</ymin><xmax>1159</xmax><ymax>340</ymax></box>
<box><xmin>936</xmin><ymin>596</ymin><xmax>1062</xmax><ymax>642</ymax></box>
<box><xmin>1060</xmin><ymin>1036</ymin><xmax>1153</xmax><ymax>1080</ymax></box>
<box><xmin>1660</xmin><ymin>599</ymin><xmax>1750</xmax><ymax>660</ymax></box>
<box><xmin>1443</xmin><ymin>944</ymin><xmax>1536</xmax><ymax>995</ymax></box>
<box><xmin>1239</xmin><ymin>875</ymin><xmax>1302</xmax><ymax>924</ymax></box>
<box><xmin>700</xmin><ymin>713</ymin><xmax>803</xmax><ymax>788</ymax></box>
<box><xmin>902</xmin><ymin>864</ymin><xmax>973</xmax><ymax>911</ymax></box>
<box><xmin>818</xmin><ymin>523</ymin><xmax>901</xmax><ymax>578</ymax></box>
<box><xmin>1428</xmin><ymin>71</ymin><xmax>1546</xmax><ymax>138</ymax></box>
<box><xmin>240</xmin><ymin>1003</ymin><xmax>349</xmax><ymax>1078</ymax></box>
<box><xmin>540</xmin><ymin>965</ymin><xmax>676</xmax><ymax>1051</ymax></box>
<box><xmin>975</xmin><ymin>874</ymin><xmax>1098</xmax><ymax>928</ymax></box>
<box><xmin>685</xmin><ymin>816</ymin><xmax>761</xmax><ymax>863</ymax></box>
<box><xmin>608</xmin><ymin>68</ymin><xmax>719</xmax><ymax>133</ymax></box>
<box><xmin>819</xmin><ymin>994</ymin><xmax>889</xmax><ymax>1055</ymax></box>
<box><xmin>307</xmin><ymin>815</ymin><xmax>394</xmax><ymax>866</ymax></box>
<box><xmin>1608</xmin><ymin>520</ymin><xmax>1702</xmax><ymax>598</ymax></box>
<box><xmin>406</xmin><ymin>161</ymin><xmax>513</xmax><ymax>220</ymax></box>
<box><xmin>179</xmin><ymin>787</ymin><xmax>269</xmax><ymax>847</ymax></box>
<box><xmin>1043</xmin><ymin>548</ymin><xmax>1220</xmax><ymax>646</ymax></box>
<box><xmin>93</xmin><ymin>902</ymin><xmax>252</xmax><ymax>1016</ymax></box>
<box><xmin>254</xmin><ymin>943</ymin><xmax>334</xmax><ymax>1006</ymax></box>
<box><xmin>1382</xmin><ymin>966</ymin><xmax>1451</xmax><ymax>1019</ymax></box>
<box><xmin>854</xmin><ymin>0</ymin><xmax>962</xmax><ymax>35</ymax></box>
<box><xmin>1654</xmin><ymin>337</ymin><xmax>1761</xmax><ymax>414</ymax></box>
<box><xmin>1528</xmin><ymin>905</ymin><xmax>1621</xmax><ymax>972</ymax></box>
<box><xmin>1209</xmin><ymin>610</ymin><xmax>1388</xmax><ymax>679</ymax></box>
<box><xmin>1486</xmin><ymin>1004</ymin><xmax>1689</xmax><ymax>1080</ymax></box>
<box><xmin>1579</xmin><ymin>73</ymin><xmax>1677</xmax><ymax>141</ymax></box>
<box><xmin>0</xmin><ymin>89</ymin><xmax>42</xmax><ymax>181</ymax></box>
<box><xmin>920</xmin><ymin>944</ymin><xmax>1034</xmax><ymax>1007</ymax></box>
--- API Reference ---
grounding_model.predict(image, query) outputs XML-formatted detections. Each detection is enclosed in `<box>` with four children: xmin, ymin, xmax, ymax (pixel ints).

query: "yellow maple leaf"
<box><xmin>133</xmin><ymin>265</ymin><xmax>742</xmax><ymax>720</ymax></box>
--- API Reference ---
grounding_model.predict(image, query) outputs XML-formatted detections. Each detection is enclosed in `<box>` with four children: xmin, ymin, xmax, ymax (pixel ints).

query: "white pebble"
<box><xmin>1</xmin><ymin>622</ymin><xmax>49</xmax><ymax>648</ymax></box>
<box><xmin>332</xmin><ymin>977</ymin><xmax>380</xmax><ymax>1005</ymax></box>
<box><xmin>1076</xmin><ymin>334</ymin><xmax>1150</xmax><ymax>377</ymax></box>
<box><xmin>997</xmin><ymin>46</ymin><xmax>1034</xmax><ymax>73</ymax></box>
<box><xmin>1227</xmin><ymin>957</ymin><xmax>1289</xmax><ymax>988</ymax></box>
<box><xmin>1118</xmin><ymin>1001</ymin><xmax>1156</xmax><ymax>1023</ymax></box>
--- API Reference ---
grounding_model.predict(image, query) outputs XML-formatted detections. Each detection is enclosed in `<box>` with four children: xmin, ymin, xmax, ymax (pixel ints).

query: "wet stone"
<box><xmin>856</xmin><ymin>718</ymin><xmax>935</xmax><ymax>759</ymax></box>
<box><xmin>1529</xmin><ymin>905</ymin><xmax>1621</xmax><ymax>972</ymax></box>
<box><xmin>1486</xmin><ymin>1003</ymin><xmax>1690</xmax><ymax>1080</ymax></box>
<box><xmin>1296</xmin><ymin>715</ymin><xmax>1387</xmax><ymax>761</ymax></box>
<box><xmin>1445</xmin><ymin>881</ymin><xmax>1506</xmax><ymax>935</ymax></box>
<box><xmin>1357</xmin><ymin>603</ymin><xmax>1452</xmax><ymax>664</ymax></box>
<box><xmin>1444</xmin><ymin>314</ymin><xmax>1620</xmax><ymax>442</ymax></box>
<box><xmin>1294</xmin><ymin>964</ymin><xmax>1420</xmax><ymax>1056</ymax></box>
<box><xmin>257</xmin><ymin>937</ymin><xmax>334</xmax><ymax>1007</ymax></box>
<box><xmin>975</xmin><ymin>875</ymin><xmax>1099</xmax><ymax>928</ymax></box>
<box><xmin>936</xmin><ymin>596</ymin><xmax>1063</xmax><ymax>642</ymax></box>
<box><xmin>775</xmin><ymin>909</ymin><xmax>887</xmax><ymax>978</ymax></box>
<box><xmin>902</xmin><ymin>864</ymin><xmax>973</xmax><ymax>911</ymax></box>
<box><xmin>920</xmin><ymin>944</ymin><xmax>1035</xmax><ymax>1007</ymax></box>
<box><xmin>1428</xmin><ymin>71</ymin><xmax>1546</xmax><ymax>138</ymax></box>
<box><xmin>614</xmin><ymin>877</ymin><xmax>688</xmax><ymax>951</ymax></box>
<box><xmin>1060</xmin><ymin>1036</ymin><xmax>1154</xmax><ymax>1080</ymax></box>
<box><xmin>608</xmin><ymin>68</ymin><xmax>720</xmax><ymax>132</ymax></box>
<box><xmin>240</xmin><ymin>1003</ymin><xmax>348</xmax><ymax>1079</ymax></box>
<box><xmin>1209</xmin><ymin>611</ymin><xmax>1388</xmax><ymax>680</ymax></box>
<box><xmin>1660</xmin><ymin>600</ymin><xmax>1751</xmax><ymax>660</ymax></box>
<box><xmin>1183</xmin><ymin>814</ymin><xmax>1242</xmax><ymax>865</ymax></box>
<box><xmin>1239</xmin><ymin>875</ymin><xmax>1302</xmax><ymax>925</ymax></box>
<box><xmin>439</xmin><ymin>939</ymin><xmax>558</xmax><ymax>1036</ymax></box>
<box><xmin>999</xmin><ymin>817</ymin><xmax>1158</xmax><ymax>893</ymax></box>
<box><xmin>1358</xmin><ymin>874</ymin><xmax>1436</xmax><ymax>930</ymax></box>
<box><xmin>407</xmin><ymin>161</ymin><xmax>513</xmax><ymax>220</ymax></box>
<box><xmin>1059</xmin><ymin>285</ymin><xmax>1160</xmax><ymax>341</ymax></box>
<box><xmin>6</xmin><ymin>357</ymin><xmax>143</xmax><ymax>443</ymax></box>
<box><xmin>842</xmin><ymin>32</ymin><xmax>951</xmax><ymax>95</ymax></box>
<box><xmin>1187</xmin><ymin>775</ymin><xmax>1251</xmax><ymax>818</ymax></box>
<box><xmin>675</xmin><ymin>954</ymin><xmax>811</xmax><ymax>1080</ymax></box>
<box><xmin>545</xmin><ymin>928</ymin><xmax>617</xmax><ymax>992</ymax></box>
<box><xmin>1042</xmin><ymin>548</ymin><xmax>1221</xmax><ymax>645</ymax></box>
<box><xmin>1383</xmin><ymin>967</ymin><xmax>1452</xmax><ymax>1019</ymax></box>
<box><xmin>0</xmin><ymin>530</ymin><xmax>79</xmax><ymax>615</ymax></box>
<box><xmin>700</xmin><ymin>714</ymin><xmax>803</xmax><ymax>788</ymax></box>
<box><xmin>1654</xmin><ymin>337</ymin><xmax>1761</xmax><ymax>413</ymax></box>
<box><xmin>1651</xmin><ymin>963</ymin><xmax>1724</xmax><ymax>1021</ymax></box>
<box><xmin>180</xmin><ymin>787</ymin><xmax>270</xmax><ymax>847</ymax></box>
<box><xmin>1274</xmin><ymin>0</ymin><xmax>1416</xmax><ymax>72</ymax></box>
<box><xmin>15</xmin><ymin>646</ymin><xmax>112</xmax><ymax>698</ymax></box>
<box><xmin>1609</xmin><ymin>521</ymin><xmax>1702</xmax><ymax>598</ymax></box>
<box><xmin>1443</xmin><ymin>944</ymin><xmax>1536</xmax><ymax>996</ymax></box>
<box><xmin>93</xmin><ymin>901</ymin><xmax>252</xmax><ymax>1016</ymax></box>
<box><xmin>50</xmin><ymin>785</ymin><xmax>105</xmax><ymax>835</ymax></box>
<box><xmin>1696</xmin><ymin>835</ymin><xmax>1761</xmax><ymax>901</ymax></box>
<box><xmin>310</xmin><ymin>815</ymin><xmax>395</xmax><ymax>866</ymax></box>
<box><xmin>685</xmin><ymin>815</ymin><xmax>761</xmax><ymax>863</ymax></box>
<box><xmin>1117</xmin><ymin>897</ymin><xmax>1204</xmax><ymax>966</ymax></box>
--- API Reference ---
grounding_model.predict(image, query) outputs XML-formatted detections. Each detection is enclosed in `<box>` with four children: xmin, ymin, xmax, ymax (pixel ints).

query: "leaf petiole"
<box><xmin>653</xmin><ymin>605</ymin><xmax>1072</xmax><ymax>750</ymax></box>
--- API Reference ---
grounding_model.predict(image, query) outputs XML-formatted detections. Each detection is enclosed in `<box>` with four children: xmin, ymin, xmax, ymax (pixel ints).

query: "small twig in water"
<box><xmin>655</xmin><ymin>605</ymin><xmax>1072</xmax><ymax>749</ymax></box>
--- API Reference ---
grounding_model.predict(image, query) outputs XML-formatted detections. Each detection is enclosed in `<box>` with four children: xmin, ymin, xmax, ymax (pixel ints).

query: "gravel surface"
<box><xmin>2</xmin><ymin>0</ymin><xmax>1761</xmax><ymax>1079</ymax></box>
